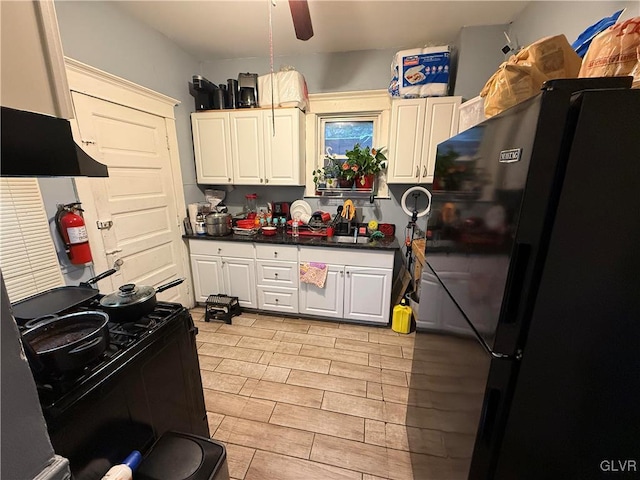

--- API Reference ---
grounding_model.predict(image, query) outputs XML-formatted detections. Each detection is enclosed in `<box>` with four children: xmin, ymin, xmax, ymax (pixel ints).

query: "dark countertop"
<box><xmin>183</xmin><ymin>233</ymin><xmax>400</xmax><ymax>251</ymax></box>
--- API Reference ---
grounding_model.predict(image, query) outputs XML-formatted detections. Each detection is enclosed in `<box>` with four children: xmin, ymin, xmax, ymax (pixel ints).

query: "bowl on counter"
<box><xmin>261</xmin><ymin>226</ymin><xmax>277</xmax><ymax>236</ymax></box>
<box><xmin>236</xmin><ymin>219</ymin><xmax>256</xmax><ymax>229</ymax></box>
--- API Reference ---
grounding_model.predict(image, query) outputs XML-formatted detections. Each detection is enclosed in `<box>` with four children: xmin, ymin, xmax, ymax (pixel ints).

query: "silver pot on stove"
<box><xmin>205</xmin><ymin>212</ymin><xmax>232</xmax><ymax>236</ymax></box>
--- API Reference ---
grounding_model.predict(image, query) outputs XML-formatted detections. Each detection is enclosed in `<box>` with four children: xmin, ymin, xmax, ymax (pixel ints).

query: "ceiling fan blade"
<box><xmin>288</xmin><ymin>0</ymin><xmax>314</xmax><ymax>41</ymax></box>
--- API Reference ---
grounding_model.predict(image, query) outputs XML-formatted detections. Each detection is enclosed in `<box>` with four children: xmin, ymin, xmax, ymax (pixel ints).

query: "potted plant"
<box><xmin>345</xmin><ymin>143</ymin><xmax>388</xmax><ymax>190</ymax></box>
<box><xmin>313</xmin><ymin>152</ymin><xmax>341</xmax><ymax>192</ymax></box>
<box><xmin>337</xmin><ymin>156</ymin><xmax>359</xmax><ymax>188</ymax></box>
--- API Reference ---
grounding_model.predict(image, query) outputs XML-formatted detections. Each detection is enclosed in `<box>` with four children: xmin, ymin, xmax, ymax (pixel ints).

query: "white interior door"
<box><xmin>71</xmin><ymin>92</ymin><xmax>187</xmax><ymax>304</ymax></box>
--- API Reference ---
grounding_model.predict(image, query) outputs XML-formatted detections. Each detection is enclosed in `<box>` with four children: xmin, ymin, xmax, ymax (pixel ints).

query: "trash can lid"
<box><xmin>137</xmin><ymin>432</ymin><xmax>226</xmax><ymax>480</ymax></box>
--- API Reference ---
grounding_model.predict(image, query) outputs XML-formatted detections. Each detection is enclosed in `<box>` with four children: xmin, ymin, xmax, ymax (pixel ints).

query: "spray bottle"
<box><xmin>101</xmin><ymin>451</ymin><xmax>142</xmax><ymax>480</ymax></box>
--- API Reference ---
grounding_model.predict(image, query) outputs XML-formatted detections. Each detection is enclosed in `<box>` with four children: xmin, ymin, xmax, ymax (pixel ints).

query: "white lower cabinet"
<box><xmin>298</xmin><ymin>248</ymin><xmax>394</xmax><ymax>325</ymax></box>
<box><xmin>188</xmin><ymin>240</ymin><xmax>257</xmax><ymax>308</ymax></box>
<box><xmin>256</xmin><ymin>259</ymin><xmax>299</xmax><ymax>314</ymax></box>
<box><xmin>189</xmin><ymin>240</ymin><xmax>394</xmax><ymax>324</ymax></box>
<box><xmin>344</xmin><ymin>267</ymin><xmax>392</xmax><ymax>324</ymax></box>
<box><xmin>255</xmin><ymin>245</ymin><xmax>299</xmax><ymax>314</ymax></box>
<box><xmin>299</xmin><ymin>264</ymin><xmax>344</xmax><ymax>318</ymax></box>
<box><xmin>190</xmin><ymin>254</ymin><xmax>224</xmax><ymax>303</ymax></box>
<box><xmin>222</xmin><ymin>257</ymin><xmax>257</xmax><ymax>309</ymax></box>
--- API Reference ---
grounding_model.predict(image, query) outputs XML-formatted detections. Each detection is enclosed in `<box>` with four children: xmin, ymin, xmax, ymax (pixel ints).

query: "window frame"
<box><xmin>304</xmin><ymin>90</ymin><xmax>391</xmax><ymax>198</ymax></box>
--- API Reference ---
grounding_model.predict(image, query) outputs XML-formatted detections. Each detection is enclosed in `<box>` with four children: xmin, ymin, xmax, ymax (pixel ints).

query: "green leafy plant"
<box><xmin>345</xmin><ymin>143</ymin><xmax>388</xmax><ymax>177</ymax></box>
<box><xmin>313</xmin><ymin>152</ymin><xmax>342</xmax><ymax>186</ymax></box>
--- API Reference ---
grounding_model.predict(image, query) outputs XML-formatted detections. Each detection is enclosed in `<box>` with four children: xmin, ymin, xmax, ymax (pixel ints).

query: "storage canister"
<box><xmin>392</xmin><ymin>299</ymin><xmax>412</xmax><ymax>334</ymax></box>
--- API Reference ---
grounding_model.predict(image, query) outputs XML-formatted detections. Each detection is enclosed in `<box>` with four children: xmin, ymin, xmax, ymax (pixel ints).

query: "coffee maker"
<box><xmin>238</xmin><ymin>73</ymin><xmax>258</xmax><ymax>108</ymax></box>
<box><xmin>189</xmin><ymin>75</ymin><xmax>216</xmax><ymax>111</ymax></box>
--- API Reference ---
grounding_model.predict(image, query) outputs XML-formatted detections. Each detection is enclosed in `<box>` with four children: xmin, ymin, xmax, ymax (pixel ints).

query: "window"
<box><xmin>322</xmin><ymin>118</ymin><xmax>375</xmax><ymax>159</ymax></box>
<box><xmin>0</xmin><ymin>178</ymin><xmax>64</xmax><ymax>302</ymax></box>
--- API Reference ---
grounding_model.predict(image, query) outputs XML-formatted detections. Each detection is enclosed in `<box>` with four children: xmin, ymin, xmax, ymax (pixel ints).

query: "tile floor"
<box><xmin>191</xmin><ymin>307</ymin><xmax>483</xmax><ymax>480</ymax></box>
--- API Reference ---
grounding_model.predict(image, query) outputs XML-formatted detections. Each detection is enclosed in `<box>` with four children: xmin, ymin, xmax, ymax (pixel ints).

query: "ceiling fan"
<box><xmin>288</xmin><ymin>0</ymin><xmax>314</xmax><ymax>40</ymax></box>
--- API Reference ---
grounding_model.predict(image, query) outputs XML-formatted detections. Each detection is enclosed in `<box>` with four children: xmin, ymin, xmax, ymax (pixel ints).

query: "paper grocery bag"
<box><xmin>481</xmin><ymin>35</ymin><xmax>582</xmax><ymax>117</ymax></box>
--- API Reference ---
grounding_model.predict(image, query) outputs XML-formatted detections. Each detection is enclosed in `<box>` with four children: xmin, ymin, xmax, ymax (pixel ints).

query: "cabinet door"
<box><xmin>191</xmin><ymin>112</ymin><xmax>233</xmax><ymax>184</ymax></box>
<box><xmin>189</xmin><ymin>254</ymin><xmax>223</xmax><ymax>303</ymax></box>
<box><xmin>344</xmin><ymin>267</ymin><xmax>392</xmax><ymax>324</ymax></box>
<box><xmin>222</xmin><ymin>256</ymin><xmax>257</xmax><ymax>308</ymax></box>
<box><xmin>263</xmin><ymin>109</ymin><xmax>304</xmax><ymax>185</ymax></box>
<box><xmin>420</xmin><ymin>96</ymin><xmax>461</xmax><ymax>183</ymax></box>
<box><xmin>387</xmin><ymin>99</ymin><xmax>425</xmax><ymax>184</ymax></box>
<box><xmin>230</xmin><ymin>111</ymin><xmax>264</xmax><ymax>185</ymax></box>
<box><xmin>299</xmin><ymin>264</ymin><xmax>344</xmax><ymax>318</ymax></box>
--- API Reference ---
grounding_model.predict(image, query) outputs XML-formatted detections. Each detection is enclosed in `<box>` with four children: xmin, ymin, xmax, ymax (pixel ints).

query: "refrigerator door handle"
<box><xmin>426</xmin><ymin>263</ymin><xmax>518</xmax><ymax>360</ymax></box>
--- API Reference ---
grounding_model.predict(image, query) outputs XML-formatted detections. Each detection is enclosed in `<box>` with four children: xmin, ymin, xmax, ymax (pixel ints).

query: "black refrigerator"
<box><xmin>411</xmin><ymin>78</ymin><xmax>640</xmax><ymax>480</ymax></box>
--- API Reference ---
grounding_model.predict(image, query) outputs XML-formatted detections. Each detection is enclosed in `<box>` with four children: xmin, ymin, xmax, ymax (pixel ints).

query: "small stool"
<box><xmin>205</xmin><ymin>294</ymin><xmax>241</xmax><ymax>324</ymax></box>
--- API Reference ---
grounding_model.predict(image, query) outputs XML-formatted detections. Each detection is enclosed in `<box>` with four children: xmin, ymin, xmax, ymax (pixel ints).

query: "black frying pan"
<box><xmin>22</xmin><ymin>310</ymin><xmax>110</xmax><ymax>373</ymax></box>
<box><xmin>11</xmin><ymin>266</ymin><xmax>119</xmax><ymax>323</ymax></box>
<box><xmin>99</xmin><ymin>278</ymin><xmax>185</xmax><ymax>324</ymax></box>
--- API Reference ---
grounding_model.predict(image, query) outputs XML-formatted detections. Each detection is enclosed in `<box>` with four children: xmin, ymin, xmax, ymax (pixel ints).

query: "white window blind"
<box><xmin>0</xmin><ymin>178</ymin><xmax>64</xmax><ymax>303</ymax></box>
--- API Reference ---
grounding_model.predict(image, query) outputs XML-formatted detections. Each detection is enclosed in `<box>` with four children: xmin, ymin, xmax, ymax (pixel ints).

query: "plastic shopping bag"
<box><xmin>579</xmin><ymin>16</ymin><xmax>640</xmax><ymax>87</ymax></box>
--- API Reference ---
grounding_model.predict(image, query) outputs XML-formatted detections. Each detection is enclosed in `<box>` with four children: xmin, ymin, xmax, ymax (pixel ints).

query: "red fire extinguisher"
<box><xmin>55</xmin><ymin>203</ymin><xmax>93</xmax><ymax>265</ymax></box>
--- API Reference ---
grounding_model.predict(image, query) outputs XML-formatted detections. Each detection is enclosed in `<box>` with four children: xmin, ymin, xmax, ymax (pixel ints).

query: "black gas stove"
<box><xmin>26</xmin><ymin>298</ymin><xmax>209</xmax><ymax>480</ymax></box>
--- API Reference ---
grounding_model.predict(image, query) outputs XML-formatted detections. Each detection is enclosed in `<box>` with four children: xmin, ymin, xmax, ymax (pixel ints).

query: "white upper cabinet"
<box><xmin>264</xmin><ymin>108</ymin><xmax>305</xmax><ymax>185</ymax></box>
<box><xmin>192</xmin><ymin>107</ymin><xmax>305</xmax><ymax>186</ymax></box>
<box><xmin>231</xmin><ymin>110</ymin><xmax>265</xmax><ymax>185</ymax></box>
<box><xmin>387</xmin><ymin>96</ymin><xmax>461</xmax><ymax>184</ymax></box>
<box><xmin>1</xmin><ymin>0</ymin><xmax>73</xmax><ymax>119</ymax></box>
<box><xmin>191</xmin><ymin>112</ymin><xmax>233</xmax><ymax>184</ymax></box>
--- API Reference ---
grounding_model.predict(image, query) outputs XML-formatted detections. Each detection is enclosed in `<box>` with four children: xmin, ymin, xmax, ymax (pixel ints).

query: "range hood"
<box><xmin>1</xmin><ymin>106</ymin><xmax>108</xmax><ymax>177</ymax></box>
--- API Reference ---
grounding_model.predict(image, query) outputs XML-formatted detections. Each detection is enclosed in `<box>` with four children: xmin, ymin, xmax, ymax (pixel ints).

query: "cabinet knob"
<box><xmin>274</xmin><ymin>251</ymin><xmax>278</xmax><ymax>257</ymax></box>
<box><xmin>260</xmin><ymin>178</ymin><xmax>264</xmax><ymax>183</ymax></box>
<box><xmin>218</xmin><ymin>248</ymin><xmax>222</xmax><ymax>254</ymax></box>
<box><xmin>274</xmin><ymin>273</ymin><xmax>279</xmax><ymax>278</ymax></box>
<box><xmin>228</xmin><ymin>178</ymin><xmax>231</xmax><ymax>182</ymax></box>
<box><xmin>265</xmin><ymin>178</ymin><xmax>269</xmax><ymax>184</ymax></box>
<box><xmin>415</xmin><ymin>166</ymin><xmax>419</xmax><ymax>177</ymax></box>
<box><xmin>346</xmin><ymin>271</ymin><xmax>350</xmax><ymax>276</ymax></box>
<box><xmin>340</xmin><ymin>271</ymin><xmax>344</xmax><ymax>277</ymax></box>
<box><xmin>275</xmin><ymin>298</ymin><xmax>279</xmax><ymax>303</ymax></box>
<box><xmin>422</xmin><ymin>165</ymin><xmax>427</xmax><ymax>177</ymax></box>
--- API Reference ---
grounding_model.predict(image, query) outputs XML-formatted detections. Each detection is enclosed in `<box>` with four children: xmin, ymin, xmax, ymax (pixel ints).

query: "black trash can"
<box><xmin>136</xmin><ymin>431</ymin><xmax>229</xmax><ymax>480</ymax></box>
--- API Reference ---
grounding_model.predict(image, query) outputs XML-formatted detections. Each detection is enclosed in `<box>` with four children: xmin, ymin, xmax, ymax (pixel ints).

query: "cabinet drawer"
<box><xmin>299</xmin><ymin>246</ymin><xmax>393</xmax><ymax>269</ymax></box>
<box><xmin>255</xmin><ymin>244</ymin><xmax>298</xmax><ymax>261</ymax></box>
<box><xmin>189</xmin><ymin>239</ymin><xmax>254</xmax><ymax>258</ymax></box>
<box><xmin>257</xmin><ymin>286</ymin><xmax>299</xmax><ymax>314</ymax></box>
<box><xmin>256</xmin><ymin>260</ymin><xmax>298</xmax><ymax>287</ymax></box>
